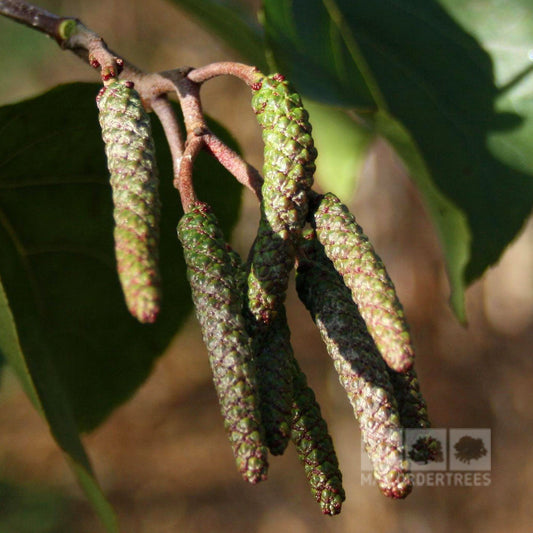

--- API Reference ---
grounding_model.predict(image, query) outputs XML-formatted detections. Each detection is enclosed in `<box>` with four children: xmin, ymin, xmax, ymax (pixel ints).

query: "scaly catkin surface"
<box><xmin>251</xmin><ymin>73</ymin><xmax>316</xmax><ymax>241</ymax></box>
<box><xmin>177</xmin><ymin>202</ymin><xmax>268</xmax><ymax>484</ymax></box>
<box><xmin>246</xmin><ymin>306</ymin><xmax>294</xmax><ymax>456</ymax></box>
<box><xmin>297</xmin><ymin>231</ymin><xmax>412</xmax><ymax>499</ymax></box>
<box><xmin>246</xmin><ymin>214</ymin><xmax>294</xmax><ymax>324</ymax></box>
<box><xmin>290</xmin><ymin>355</ymin><xmax>345</xmax><ymax>515</ymax></box>
<box><xmin>247</xmin><ymin>73</ymin><xmax>316</xmax><ymax>325</ymax></box>
<box><xmin>311</xmin><ymin>192</ymin><xmax>415</xmax><ymax>373</ymax></box>
<box><xmin>228</xmin><ymin>242</ymin><xmax>293</xmax><ymax>456</ymax></box>
<box><xmin>388</xmin><ymin>367</ymin><xmax>430</xmax><ymax>431</ymax></box>
<box><xmin>97</xmin><ymin>80</ymin><xmax>161</xmax><ymax>323</ymax></box>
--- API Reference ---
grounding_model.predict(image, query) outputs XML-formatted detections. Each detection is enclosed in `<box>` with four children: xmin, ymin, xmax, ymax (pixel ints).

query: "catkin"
<box><xmin>246</xmin><ymin>306</ymin><xmax>294</xmax><ymax>456</ymax></box>
<box><xmin>246</xmin><ymin>214</ymin><xmax>294</xmax><ymax>324</ymax></box>
<box><xmin>247</xmin><ymin>73</ymin><xmax>316</xmax><ymax>325</ymax></box>
<box><xmin>177</xmin><ymin>202</ymin><xmax>268</xmax><ymax>484</ymax></box>
<box><xmin>297</xmin><ymin>231</ymin><xmax>412</xmax><ymax>498</ymax></box>
<box><xmin>290</xmin><ymin>355</ymin><xmax>345</xmax><ymax>515</ymax></box>
<box><xmin>311</xmin><ymin>192</ymin><xmax>414</xmax><ymax>373</ymax></box>
<box><xmin>387</xmin><ymin>367</ymin><xmax>430</xmax><ymax>430</ymax></box>
<box><xmin>227</xmin><ymin>240</ymin><xmax>293</xmax><ymax>455</ymax></box>
<box><xmin>97</xmin><ymin>79</ymin><xmax>161</xmax><ymax>323</ymax></box>
<box><xmin>251</xmin><ymin>73</ymin><xmax>316</xmax><ymax>241</ymax></box>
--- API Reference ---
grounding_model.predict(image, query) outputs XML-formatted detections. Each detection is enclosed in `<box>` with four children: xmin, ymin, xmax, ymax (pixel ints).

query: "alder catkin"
<box><xmin>290</xmin><ymin>355</ymin><xmax>345</xmax><ymax>515</ymax></box>
<box><xmin>96</xmin><ymin>79</ymin><xmax>161</xmax><ymax>323</ymax></box>
<box><xmin>247</xmin><ymin>73</ymin><xmax>317</xmax><ymax>325</ymax></box>
<box><xmin>246</xmin><ymin>214</ymin><xmax>294</xmax><ymax>324</ymax></box>
<box><xmin>297</xmin><ymin>231</ymin><xmax>412</xmax><ymax>499</ymax></box>
<box><xmin>251</xmin><ymin>72</ymin><xmax>317</xmax><ymax>241</ymax></box>
<box><xmin>246</xmin><ymin>306</ymin><xmax>294</xmax><ymax>456</ymax></box>
<box><xmin>228</xmin><ymin>242</ymin><xmax>293</xmax><ymax>455</ymax></box>
<box><xmin>311</xmin><ymin>192</ymin><xmax>415</xmax><ymax>373</ymax></box>
<box><xmin>177</xmin><ymin>202</ymin><xmax>268</xmax><ymax>484</ymax></box>
<box><xmin>388</xmin><ymin>367</ymin><xmax>430</xmax><ymax>430</ymax></box>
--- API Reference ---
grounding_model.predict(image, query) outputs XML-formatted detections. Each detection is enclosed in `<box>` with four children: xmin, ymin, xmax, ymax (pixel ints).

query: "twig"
<box><xmin>150</xmin><ymin>95</ymin><xmax>185</xmax><ymax>186</ymax></box>
<box><xmin>0</xmin><ymin>0</ymin><xmax>62</xmax><ymax>39</ymax></box>
<box><xmin>166</xmin><ymin>71</ymin><xmax>206</xmax><ymax>137</ymax></box>
<box><xmin>1</xmin><ymin>0</ymin><xmax>265</xmax><ymax>212</ymax></box>
<box><xmin>203</xmin><ymin>133</ymin><xmax>263</xmax><ymax>199</ymax></box>
<box><xmin>187</xmin><ymin>61</ymin><xmax>263</xmax><ymax>88</ymax></box>
<box><xmin>177</xmin><ymin>135</ymin><xmax>203</xmax><ymax>212</ymax></box>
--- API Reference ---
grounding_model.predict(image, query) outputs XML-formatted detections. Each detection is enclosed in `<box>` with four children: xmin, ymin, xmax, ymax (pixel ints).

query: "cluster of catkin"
<box><xmin>96</xmin><ymin>73</ymin><xmax>431</xmax><ymax>515</ymax></box>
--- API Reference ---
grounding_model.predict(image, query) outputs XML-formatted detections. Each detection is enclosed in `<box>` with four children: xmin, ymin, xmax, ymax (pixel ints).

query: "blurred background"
<box><xmin>0</xmin><ymin>1</ymin><xmax>532</xmax><ymax>532</ymax></box>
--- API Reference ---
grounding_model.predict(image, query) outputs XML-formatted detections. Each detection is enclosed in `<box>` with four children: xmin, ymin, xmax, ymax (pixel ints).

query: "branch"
<box><xmin>203</xmin><ymin>133</ymin><xmax>263</xmax><ymax>199</ymax></box>
<box><xmin>177</xmin><ymin>135</ymin><xmax>203</xmax><ymax>212</ymax></box>
<box><xmin>187</xmin><ymin>62</ymin><xmax>263</xmax><ymax>88</ymax></box>
<box><xmin>1</xmin><ymin>0</ymin><xmax>264</xmax><ymax>212</ymax></box>
<box><xmin>150</xmin><ymin>95</ymin><xmax>185</xmax><ymax>195</ymax></box>
<box><xmin>0</xmin><ymin>0</ymin><xmax>63</xmax><ymax>40</ymax></box>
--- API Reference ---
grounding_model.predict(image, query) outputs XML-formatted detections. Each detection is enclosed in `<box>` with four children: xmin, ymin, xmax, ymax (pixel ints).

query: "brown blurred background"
<box><xmin>1</xmin><ymin>1</ymin><xmax>532</xmax><ymax>532</ymax></box>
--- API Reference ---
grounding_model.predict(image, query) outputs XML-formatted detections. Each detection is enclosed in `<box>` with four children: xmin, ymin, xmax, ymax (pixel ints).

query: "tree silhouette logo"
<box><xmin>453</xmin><ymin>435</ymin><xmax>488</xmax><ymax>464</ymax></box>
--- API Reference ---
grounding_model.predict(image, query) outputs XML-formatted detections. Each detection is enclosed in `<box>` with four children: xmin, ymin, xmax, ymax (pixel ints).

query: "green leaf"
<box><xmin>305</xmin><ymin>100</ymin><xmax>374</xmax><ymax>202</ymax></box>
<box><xmin>166</xmin><ymin>0</ymin><xmax>267</xmax><ymax>71</ymax></box>
<box><xmin>261</xmin><ymin>0</ymin><xmax>376</xmax><ymax>107</ymax></box>
<box><xmin>263</xmin><ymin>0</ymin><xmax>533</xmax><ymax>318</ymax></box>
<box><xmin>371</xmin><ymin>111</ymin><xmax>470</xmax><ymax>319</ymax></box>
<box><xmin>440</xmin><ymin>0</ymin><xmax>533</xmax><ymax>196</ymax></box>
<box><xmin>0</xmin><ymin>279</ymin><xmax>119</xmax><ymax>532</ymax></box>
<box><xmin>0</xmin><ymin>83</ymin><xmax>242</xmax><ymax>528</ymax></box>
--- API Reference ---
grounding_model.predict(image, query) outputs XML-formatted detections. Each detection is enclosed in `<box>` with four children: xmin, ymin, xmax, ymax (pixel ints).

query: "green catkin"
<box><xmin>246</xmin><ymin>214</ymin><xmax>295</xmax><ymax>324</ymax></box>
<box><xmin>311</xmin><ymin>192</ymin><xmax>415</xmax><ymax>373</ymax></box>
<box><xmin>247</xmin><ymin>306</ymin><xmax>294</xmax><ymax>456</ymax></box>
<box><xmin>226</xmin><ymin>245</ymin><xmax>247</xmax><ymax>296</ymax></box>
<box><xmin>247</xmin><ymin>73</ymin><xmax>317</xmax><ymax>325</ymax></box>
<box><xmin>251</xmin><ymin>72</ymin><xmax>317</xmax><ymax>241</ymax></box>
<box><xmin>226</xmin><ymin>242</ymin><xmax>293</xmax><ymax>455</ymax></box>
<box><xmin>388</xmin><ymin>367</ymin><xmax>438</xmax><ymax>466</ymax></box>
<box><xmin>177</xmin><ymin>202</ymin><xmax>268</xmax><ymax>484</ymax></box>
<box><xmin>96</xmin><ymin>79</ymin><xmax>161</xmax><ymax>323</ymax></box>
<box><xmin>387</xmin><ymin>367</ymin><xmax>430</xmax><ymax>430</ymax></box>
<box><xmin>296</xmin><ymin>231</ymin><xmax>412</xmax><ymax>499</ymax></box>
<box><xmin>290</xmin><ymin>355</ymin><xmax>345</xmax><ymax>515</ymax></box>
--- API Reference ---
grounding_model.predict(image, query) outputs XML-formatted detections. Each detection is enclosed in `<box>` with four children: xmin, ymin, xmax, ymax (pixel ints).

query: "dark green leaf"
<box><xmin>166</xmin><ymin>0</ymin><xmax>267</xmax><ymax>71</ymax></box>
<box><xmin>0</xmin><ymin>82</ymin><xmax>241</xmax><ymax>430</ymax></box>
<box><xmin>261</xmin><ymin>0</ymin><xmax>376</xmax><ymax>107</ymax></box>
<box><xmin>0</xmin><ymin>83</ymin><xmax>242</xmax><ymax>529</ymax></box>
<box><xmin>0</xmin><ymin>280</ymin><xmax>119</xmax><ymax>532</ymax></box>
<box><xmin>263</xmin><ymin>0</ymin><xmax>533</xmax><ymax>319</ymax></box>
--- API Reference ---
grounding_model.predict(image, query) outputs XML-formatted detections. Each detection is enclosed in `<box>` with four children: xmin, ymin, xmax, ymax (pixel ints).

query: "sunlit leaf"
<box><xmin>263</xmin><ymin>0</ymin><xmax>533</xmax><ymax>318</ymax></box>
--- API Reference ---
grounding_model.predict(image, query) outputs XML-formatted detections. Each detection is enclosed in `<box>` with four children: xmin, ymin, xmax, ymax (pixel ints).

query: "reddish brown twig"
<box><xmin>187</xmin><ymin>62</ymin><xmax>262</xmax><ymax>88</ymax></box>
<box><xmin>177</xmin><ymin>135</ymin><xmax>203</xmax><ymax>212</ymax></box>
<box><xmin>203</xmin><ymin>133</ymin><xmax>263</xmax><ymax>199</ymax></box>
